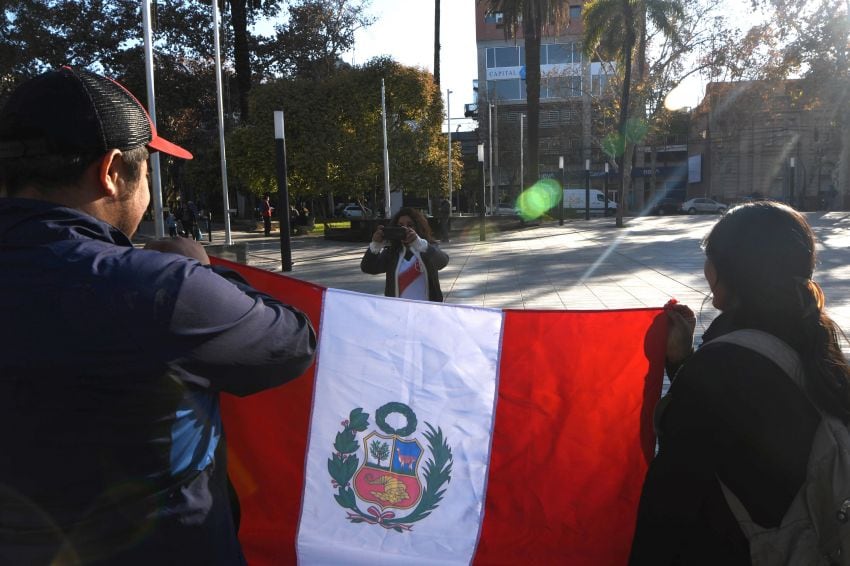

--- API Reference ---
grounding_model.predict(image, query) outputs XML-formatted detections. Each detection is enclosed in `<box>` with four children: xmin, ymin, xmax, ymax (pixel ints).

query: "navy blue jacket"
<box><xmin>0</xmin><ymin>198</ymin><xmax>316</xmax><ymax>564</ymax></box>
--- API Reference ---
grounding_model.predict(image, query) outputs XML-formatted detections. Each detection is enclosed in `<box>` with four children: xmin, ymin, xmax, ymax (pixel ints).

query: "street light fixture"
<box><xmin>520</xmin><ymin>114</ymin><xmax>525</xmax><ymax>193</ymax></box>
<box><xmin>274</xmin><ymin>110</ymin><xmax>293</xmax><ymax>272</ymax></box>
<box><xmin>559</xmin><ymin>156</ymin><xmax>565</xmax><ymax>226</ymax></box>
<box><xmin>604</xmin><ymin>162</ymin><xmax>609</xmax><ymax>217</ymax></box>
<box><xmin>488</xmin><ymin>103</ymin><xmax>494</xmax><ymax>215</ymax></box>
<box><xmin>478</xmin><ymin>143</ymin><xmax>486</xmax><ymax>241</ymax></box>
<box><xmin>790</xmin><ymin>157</ymin><xmax>796</xmax><ymax>209</ymax></box>
<box><xmin>584</xmin><ymin>159</ymin><xmax>591</xmax><ymax>221</ymax></box>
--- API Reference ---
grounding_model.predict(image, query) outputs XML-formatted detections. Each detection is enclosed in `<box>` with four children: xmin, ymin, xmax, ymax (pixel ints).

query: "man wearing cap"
<box><xmin>0</xmin><ymin>67</ymin><xmax>316</xmax><ymax>564</ymax></box>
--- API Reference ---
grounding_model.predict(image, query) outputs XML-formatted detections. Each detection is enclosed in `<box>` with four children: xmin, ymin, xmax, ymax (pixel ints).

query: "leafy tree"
<box><xmin>741</xmin><ymin>0</ymin><xmax>850</xmax><ymax>205</ymax></box>
<box><xmin>225</xmin><ymin>0</ymin><xmax>280</xmax><ymax>121</ymax></box>
<box><xmin>228</xmin><ymin>58</ymin><xmax>450</xmax><ymax>209</ymax></box>
<box><xmin>0</xmin><ymin>0</ymin><xmax>142</xmax><ymax>86</ymax></box>
<box><xmin>479</xmin><ymin>0</ymin><xmax>570</xmax><ymax>182</ymax></box>
<box><xmin>258</xmin><ymin>0</ymin><xmax>373</xmax><ymax>80</ymax></box>
<box><xmin>583</xmin><ymin>0</ymin><xmax>683</xmax><ymax>226</ymax></box>
<box><xmin>369</xmin><ymin>439</ymin><xmax>390</xmax><ymax>466</ymax></box>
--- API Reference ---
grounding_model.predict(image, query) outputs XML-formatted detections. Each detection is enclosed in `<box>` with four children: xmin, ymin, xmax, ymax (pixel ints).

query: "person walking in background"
<box><xmin>261</xmin><ymin>194</ymin><xmax>274</xmax><ymax>236</ymax></box>
<box><xmin>290</xmin><ymin>205</ymin><xmax>300</xmax><ymax>235</ymax></box>
<box><xmin>204</xmin><ymin>207</ymin><xmax>213</xmax><ymax>242</ymax></box>
<box><xmin>360</xmin><ymin>206</ymin><xmax>449</xmax><ymax>302</ymax></box>
<box><xmin>182</xmin><ymin>200</ymin><xmax>199</xmax><ymax>240</ymax></box>
<box><xmin>0</xmin><ymin>67</ymin><xmax>316</xmax><ymax>565</ymax></box>
<box><xmin>629</xmin><ymin>201</ymin><xmax>850</xmax><ymax>564</ymax></box>
<box><xmin>438</xmin><ymin>198</ymin><xmax>451</xmax><ymax>242</ymax></box>
<box><xmin>165</xmin><ymin>210</ymin><xmax>178</xmax><ymax>238</ymax></box>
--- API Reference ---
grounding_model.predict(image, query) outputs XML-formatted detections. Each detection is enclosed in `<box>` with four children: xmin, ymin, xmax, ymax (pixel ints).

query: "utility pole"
<box><xmin>447</xmin><ymin>89</ymin><xmax>452</xmax><ymax>215</ymax></box>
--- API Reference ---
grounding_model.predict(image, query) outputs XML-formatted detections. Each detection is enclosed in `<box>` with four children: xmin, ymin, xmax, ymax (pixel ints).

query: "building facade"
<box><xmin>688</xmin><ymin>80</ymin><xmax>844</xmax><ymax>210</ymax></box>
<box><xmin>474</xmin><ymin>2</ymin><xmax>617</xmax><ymax>207</ymax></box>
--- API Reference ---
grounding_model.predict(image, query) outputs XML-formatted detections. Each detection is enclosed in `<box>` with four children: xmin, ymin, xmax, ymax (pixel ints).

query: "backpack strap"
<box><xmin>708</xmin><ymin>329</ymin><xmax>806</xmax><ymax>538</ymax></box>
<box><xmin>710</xmin><ymin>329</ymin><xmax>805</xmax><ymax>391</ymax></box>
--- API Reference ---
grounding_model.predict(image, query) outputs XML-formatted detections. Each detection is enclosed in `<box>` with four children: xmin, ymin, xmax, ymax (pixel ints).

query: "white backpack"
<box><xmin>711</xmin><ymin>329</ymin><xmax>850</xmax><ymax>565</ymax></box>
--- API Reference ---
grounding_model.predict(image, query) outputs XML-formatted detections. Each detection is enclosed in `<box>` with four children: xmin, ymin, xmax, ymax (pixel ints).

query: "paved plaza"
<box><xmin>227</xmin><ymin>212</ymin><xmax>850</xmax><ymax>339</ymax></box>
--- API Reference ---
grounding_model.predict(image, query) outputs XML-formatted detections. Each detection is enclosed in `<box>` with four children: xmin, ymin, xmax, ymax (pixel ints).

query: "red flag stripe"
<box><xmin>212</xmin><ymin>258</ymin><xmax>666</xmax><ymax>565</ymax></box>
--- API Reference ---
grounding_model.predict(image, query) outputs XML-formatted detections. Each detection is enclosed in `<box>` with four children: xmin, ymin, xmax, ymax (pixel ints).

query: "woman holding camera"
<box><xmin>360</xmin><ymin>207</ymin><xmax>449</xmax><ymax>302</ymax></box>
<box><xmin>629</xmin><ymin>201</ymin><xmax>850</xmax><ymax>564</ymax></box>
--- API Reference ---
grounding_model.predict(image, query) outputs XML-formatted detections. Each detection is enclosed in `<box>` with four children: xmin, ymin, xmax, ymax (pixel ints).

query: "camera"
<box><xmin>382</xmin><ymin>226</ymin><xmax>407</xmax><ymax>240</ymax></box>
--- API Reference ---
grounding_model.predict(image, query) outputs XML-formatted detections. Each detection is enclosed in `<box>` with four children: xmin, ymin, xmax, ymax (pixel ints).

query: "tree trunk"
<box><xmin>434</xmin><ymin>0</ymin><xmax>440</xmax><ymax>89</ymax></box>
<box><xmin>524</xmin><ymin>18</ymin><xmax>541</xmax><ymax>182</ymax></box>
<box><xmin>615</xmin><ymin>0</ymin><xmax>635</xmax><ymax>228</ymax></box>
<box><xmin>230</xmin><ymin>0</ymin><xmax>251</xmax><ymax>121</ymax></box>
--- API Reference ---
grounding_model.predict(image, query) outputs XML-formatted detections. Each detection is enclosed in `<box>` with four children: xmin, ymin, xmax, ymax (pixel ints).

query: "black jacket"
<box><xmin>629</xmin><ymin>314</ymin><xmax>820</xmax><ymax>565</ymax></box>
<box><xmin>360</xmin><ymin>239</ymin><xmax>449</xmax><ymax>302</ymax></box>
<box><xmin>0</xmin><ymin>198</ymin><xmax>316</xmax><ymax>565</ymax></box>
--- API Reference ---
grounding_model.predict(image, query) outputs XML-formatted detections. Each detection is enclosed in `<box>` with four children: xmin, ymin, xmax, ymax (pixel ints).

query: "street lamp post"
<box><xmin>585</xmin><ymin>159</ymin><xmax>591</xmax><ymax>221</ymax></box>
<box><xmin>488</xmin><ymin>103</ymin><xmax>494</xmax><ymax>215</ymax></box>
<box><xmin>274</xmin><ymin>111</ymin><xmax>293</xmax><ymax>272</ymax></box>
<box><xmin>447</xmin><ymin>89</ymin><xmax>452</xmax><ymax>215</ymax></box>
<box><xmin>790</xmin><ymin>157</ymin><xmax>796</xmax><ymax>209</ymax></box>
<box><xmin>478</xmin><ymin>143</ymin><xmax>486</xmax><ymax>241</ymax></box>
<box><xmin>559</xmin><ymin>156</ymin><xmax>565</xmax><ymax>226</ymax></box>
<box><xmin>604</xmin><ymin>162</ymin><xmax>609</xmax><ymax>217</ymax></box>
<box><xmin>520</xmin><ymin>114</ymin><xmax>525</xmax><ymax>193</ymax></box>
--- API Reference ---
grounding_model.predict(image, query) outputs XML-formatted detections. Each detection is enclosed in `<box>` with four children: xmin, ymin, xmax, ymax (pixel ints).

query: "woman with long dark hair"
<box><xmin>360</xmin><ymin>206</ymin><xmax>449</xmax><ymax>302</ymax></box>
<box><xmin>630</xmin><ymin>201</ymin><xmax>850</xmax><ymax>564</ymax></box>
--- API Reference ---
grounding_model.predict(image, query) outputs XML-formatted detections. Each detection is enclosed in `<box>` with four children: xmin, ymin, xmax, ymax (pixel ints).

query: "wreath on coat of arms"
<box><xmin>327</xmin><ymin>402</ymin><xmax>453</xmax><ymax>532</ymax></box>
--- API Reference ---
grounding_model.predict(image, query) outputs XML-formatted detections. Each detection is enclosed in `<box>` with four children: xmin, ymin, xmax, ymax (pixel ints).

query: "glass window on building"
<box><xmin>486</xmin><ymin>48</ymin><xmax>495</xmax><ymax>69</ymax></box>
<box><xmin>487</xmin><ymin>79</ymin><xmax>524</xmax><ymax>101</ymax></box>
<box><xmin>484</xmin><ymin>11</ymin><xmax>504</xmax><ymax>24</ymax></box>
<box><xmin>569</xmin><ymin>5</ymin><xmax>582</xmax><ymax>22</ymax></box>
<box><xmin>544</xmin><ymin>76</ymin><xmax>581</xmax><ymax>99</ymax></box>
<box><xmin>495</xmin><ymin>46</ymin><xmax>521</xmax><ymax>67</ymax></box>
<box><xmin>546</xmin><ymin>43</ymin><xmax>573</xmax><ymax>65</ymax></box>
<box><xmin>592</xmin><ymin>73</ymin><xmax>609</xmax><ymax>96</ymax></box>
<box><xmin>569</xmin><ymin>76</ymin><xmax>582</xmax><ymax>97</ymax></box>
<box><xmin>573</xmin><ymin>42</ymin><xmax>583</xmax><ymax>63</ymax></box>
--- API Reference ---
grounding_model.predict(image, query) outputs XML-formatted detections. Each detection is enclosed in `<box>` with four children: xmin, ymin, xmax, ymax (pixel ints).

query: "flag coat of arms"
<box><xmin>214</xmin><ymin>259</ymin><xmax>667</xmax><ymax>565</ymax></box>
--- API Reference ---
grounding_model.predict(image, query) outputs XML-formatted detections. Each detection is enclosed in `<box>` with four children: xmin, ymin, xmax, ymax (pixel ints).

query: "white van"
<box><xmin>563</xmin><ymin>189</ymin><xmax>617</xmax><ymax>216</ymax></box>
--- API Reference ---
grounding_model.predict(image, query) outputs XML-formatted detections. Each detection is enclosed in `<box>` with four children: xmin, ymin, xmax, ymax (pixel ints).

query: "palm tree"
<box><xmin>480</xmin><ymin>0</ymin><xmax>569</xmax><ymax>182</ymax></box>
<box><xmin>583</xmin><ymin>0</ymin><xmax>683</xmax><ymax>227</ymax></box>
<box><xmin>434</xmin><ymin>0</ymin><xmax>441</xmax><ymax>88</ymax></box>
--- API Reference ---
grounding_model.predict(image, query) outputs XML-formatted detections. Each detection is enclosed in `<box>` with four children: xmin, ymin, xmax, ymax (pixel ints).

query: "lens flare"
<box><xmin>516</xmin><ymin>179</ymin><xmax>562</xmax><ymax>221</ymax></box>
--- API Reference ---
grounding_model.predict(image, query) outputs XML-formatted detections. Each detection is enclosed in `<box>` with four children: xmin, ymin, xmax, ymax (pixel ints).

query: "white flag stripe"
<box><xmin>297</xmin><ymin>290</ymin><xmax>503</xmax><ymax>565</ymax></box>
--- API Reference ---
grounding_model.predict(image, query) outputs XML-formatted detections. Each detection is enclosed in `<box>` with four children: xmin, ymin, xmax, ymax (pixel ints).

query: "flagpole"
<box><xmin>381</xmin><ymin>79</ymin><xmax>391</xmax><ymax>219</ymax></box>
<box><xmin>212</xmin><ymin>0</ymin><xmax>233</xmax><ymax>245</ymax></box>
<box><xmin>142</xmin><ymin>0</ymin><xmax>164</xmax><ymax>239</ymax></box>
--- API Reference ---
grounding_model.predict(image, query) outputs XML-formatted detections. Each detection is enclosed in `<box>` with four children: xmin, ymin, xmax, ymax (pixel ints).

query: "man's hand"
<box><xmin>664</xmin><ymin>299</ymin><xmax>696</xmax><ymax>367</ymax></box>
<box><xmin>145</xmin><ymin>237</ymin><xmax>210</xmax><ymax>265</ymax></box>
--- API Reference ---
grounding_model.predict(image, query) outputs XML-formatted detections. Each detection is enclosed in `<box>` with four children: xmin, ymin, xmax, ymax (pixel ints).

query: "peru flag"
<box><xmin>214</xmin><ymin>258</ymin><xmax>667</xmax><ymax>565</ymax></box>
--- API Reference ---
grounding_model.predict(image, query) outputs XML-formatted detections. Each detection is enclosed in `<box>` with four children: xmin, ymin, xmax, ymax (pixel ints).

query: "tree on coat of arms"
<box><xmin>369</xmin><ymin>439</ymin><xmax>391</xmax><ymax>467</ymax></box>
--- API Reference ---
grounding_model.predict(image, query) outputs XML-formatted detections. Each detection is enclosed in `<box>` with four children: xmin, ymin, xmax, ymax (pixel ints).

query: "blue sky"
<box><xmin>341</xmin><ymin>0</ymin><xmax>479</xmax><ymax>131</ymax></box>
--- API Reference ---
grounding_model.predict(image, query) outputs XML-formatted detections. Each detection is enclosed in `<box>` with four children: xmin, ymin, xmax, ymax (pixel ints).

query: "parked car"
<box><xmin>492</xmin><ymin>203</ymin><xmax>518</xmax><ymax>216</ymax></box>
<box><xmin>342</xmin><ymin>204</ymin><xmax>371</xmax><ymax>219</ymax></box>
<box><xmin>681</xmin><ymin>197</ymin><xmax>727</xmax><ymax>214</ymax></box>
<box><xmin>648</xmin><ymin>198</ymin><xmax>682</xmax><ymax>216</ymax></box>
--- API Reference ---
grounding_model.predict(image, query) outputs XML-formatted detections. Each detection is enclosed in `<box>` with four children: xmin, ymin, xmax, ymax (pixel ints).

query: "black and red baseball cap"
<box><xmin>0</xmin><ymin>66</ymin><xmax>192</xmax><ymax>160</ymax></box>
